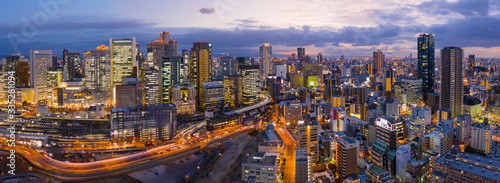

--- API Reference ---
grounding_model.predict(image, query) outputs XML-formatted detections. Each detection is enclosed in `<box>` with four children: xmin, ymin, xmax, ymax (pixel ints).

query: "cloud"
<box><xmin>199</xmin><ymin>8</ymin><xmax>215</xmax><ymax>15</ymax></box>
<box><xmin>417</xmin><ymin>0</ymin><xmax>490</xmax><ymax>17</ymax></box>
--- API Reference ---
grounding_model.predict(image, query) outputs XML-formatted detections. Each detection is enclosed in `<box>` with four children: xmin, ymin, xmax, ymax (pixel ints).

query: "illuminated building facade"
<box><xmin>302</xmin><ymin>63</ymin><xmax>323</xmax><ymax>88</ymax></box>
<box><xmin>84</xmin><ymin>45</ymin><xmax>112</xmax><ymax>104</ymax></box>
<box><xmin>259</xmin><ymin>43</ymin><xmax>272</xmax><ymax>76</ymax></box>
<box><xmin>110</xmin><ymin>103</ymin><xmax>177</xmax><ymax>141</ymax></box>
<box><xmin>440</xmin><ymin>47</ymin><xmax>463</xmax><ymax>119</ymax></box>
<box><xmin>373</xmin><ymin>50</ymin><xmax>383</xmax><ymax>74</ymax></box>
<box><xmin>53</xmin><ymin>80</ymin><xmax>92</xmax><ymax>108</ymax></box>
<box><xmin>143</xmin><ymin>65</ymin><xmax>160</xmax><ymax>105</ymax></box>
<box><xmin>161</xmin><ymin>56</ymin><xmax>184</xmax><ymax>103</ymax></box>
<box><xmin>171</xmin><ymin>83</ymin><xmax>195</xmax><ymax>115</ymax></box>
<box><xmin>278</xmin><ymin>100</ymin><xmax>308</xmax><ymax>127</ymax></box>
<box><xmin>417</xmin><ymin>34</ymin><xmax>435</xmax><ymax>103</ymax></box>
<box><xmin>220</xmin><ymin>56</ymin><xmax>236</xmax><ymax>76</ymax></box>
<box><xmin>298</xmin><ymin>120</ymin><xmax>320</xmax><ymax>161</ymax></box>
<box><xmin>65</xmin><ymin>52</ymin><xmax>82</xmax><ymax>80</ymax></box>
<box><xmin>147</xmin><ymin>31</ymin><xmax>178</xmax><ymax>69</ymax></box>
<box><xmin>110</xmin><ymin>38</ymin><xmax>139</xmax><ymax>91</ymax></box>
<box><xmin>240</xmin><ymin>65</ymin><xmax>260</xmax><ymax>104</ymax></box>
<box><xmin>189</xmin><ymin>42</ymin><xmax>212</xmax><ymax>108</ymax></box>
<box><xmin>223</xmin><ymin>75</ymin><xmax>242</xmax><ymax>108</ymax></box>
<box><xmin>16</xmin><ymin>59</ymin><xmax>30</xmax><ymax>87</ymax></box>
<box><xmin>30</xmin><ymin>49</ymin><xmax>52</xmax><ymax>103</ymax></box>
<box><xmin>336</xmin><ymin>136</ymin><xmax>359</xmax><ymax>180</ymax></box>
<box><xmin>200</xmin><ymin>81</ymin><xmax>224</xmax><ymax>112</ymax></box>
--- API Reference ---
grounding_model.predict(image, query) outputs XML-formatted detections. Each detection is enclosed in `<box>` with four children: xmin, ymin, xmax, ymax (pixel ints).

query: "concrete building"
<box><xmin>30</xmin><ymin>50</ymin><xmax>52</xmax><ymax>103</ymax></box>
<box><xmin>240</xmin><ymin>65</ymin><xmax>260</xmax><ymax>104</ymax></box>
<box><xmin>455</xmin><ymin>114</ymin><xmax>471</xmax><ymax>142</ymax></box>
<box><xmin>298</xmin><ymin>120</ymin><xmax>321</xmax><ymax>161</ymax></box>
<box><xmin>171</xmin><ymin>83</ymin><xmax>196</xmax><ymax>115</ymax></box>
<box><xmin>336</xmin><ymin>136</ymin><xmax>360</xmax><ymax>180</ymax></box>
<box><xmin>425</xmin><ymin>126</ymin><xmax>453</xmax><ymax>156</ymax></box>
<box><xmin>278</xmin><ymin>100</ymin><xmax>308</xmax><ymax>127</ymax></box>
<box><xmin>295</xmin><ymin>148</ymin><xmax>313</xmax><ymax>183</ymax></box>
<box><xmin>115</xmin><ymin>77</ymin><xmax>142</xmax><ymax>108</ymax></box>
<box><xmin>223</xmin><ymin>75</ymin><xmax>243</xmax><ymax>108</ymax></box>
<box><xmin>242</xmin><ymin>152</ymin><xmax>280</xmax><ymax>183</ymax></box>
<box><xmin>471</xmin><ymin>122</ymin><xmax>493</xmax><ymax>154</ymax></box>
<box><xmin>200</xmin><ymin>81</ymin><xmax>224</xmax><ymax>112</ymax></box>
<box><xmin>367</xmin><ymin>164</ymin><xmax>393</xmax><ymax>183</ymax></box>
<box><xmin>439</xmin><ymin>47</ymin><xmax>463</xmax><ymax>119</ymax></box>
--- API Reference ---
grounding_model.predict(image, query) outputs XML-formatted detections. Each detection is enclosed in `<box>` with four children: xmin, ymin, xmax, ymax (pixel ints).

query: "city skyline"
<box><xmin>1</xmin><ymin>0</ymin><xmax>500</xmax><ymax>58</ymax></box>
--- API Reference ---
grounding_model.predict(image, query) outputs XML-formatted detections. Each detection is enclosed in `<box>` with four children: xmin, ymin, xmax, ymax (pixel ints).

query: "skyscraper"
<box><xmin>189</xmin><ymin>42</ymin><xmax>212</xmax><ymax>108</ymax></box>
<box><xmin>336</xmin><ymin>136</ymin><xmax>359</xmax><ymax>180</ymax></box>
<box><xmin>467</xmin><ymin>54</ymin><xmax>475</xmax><ymax>76</ymax></box>
<box><xmin>384</xmin><ymin>68</ymin><xmax>395</xmax><ymax>91</ymax></box>
<box><xmin>240</xmin><ymin>65</ymin><xmax>260</xmax><ymax>104</ymax></box>
<box><xmin>298</xmin><ymin>120</ymin><xmax>321</xmax><ymax>161</ymax></box>
<box><xmin>182</xmin><ymin>49</ymin><xmax>189</xmax><ymax>81</ymax></box>
<box><xmin>84</xmin><ymin>45</ymin><xmax>112</xmax><ymax>104</ymax></box>
<box><xmin>219</xmin><ymin>56</ymin><xmax>236</xmax><ymax>76</ymax></box>
<box><xmin>297</xmin><ymin>47</ymin><xmax>305</xmax><ymax>62</ymax></box>
<box><xmin>16</xmin><ymin>58</ymin><xmax>29</xmax><ymax>87</ymax></box>
<box><xmin>317</xmin><ymin>53</ymin><xmax>323</xmax><ymax>63</ymax></box>
<box><xmin>417</xmin><ymin>34</ymin><xmax>435</xmax><ymax>103</ymax></box>
<box><xmin>110</xmin><ymin>38</ymin><xmax>139</xmax><ymax>89</ymax></box>
<box><xmin>373</xmin><ymin>50</ymin><xmax>383</xmax><ymax>74</ymax></box>
<box><xmin>259</xmin><ymin>43</ymin><xmax>272</xmax><ymax>76</ymax></box>
<box><xmin>66</xmin><ymin>52</ymin><xmax>82</xmax><ymax>80</ymax></box>
<box><xmin>147</xmin><ymin>31</ymin><xmax>178</xmax><ymax>69</ymax></box>
<box><xmin>440</xmin><ymin>47</ymin><xmax>463</xmax><ymax>119</ymax></box>
<box><xmin>161</xmin><ymin>56</ymin><xmax>184</xmax><ymax>103</ymax></box>
<box><xmin>30</xmin><ymin>49</ymin><xmax>52</xmax><ymax>103</ymax></box>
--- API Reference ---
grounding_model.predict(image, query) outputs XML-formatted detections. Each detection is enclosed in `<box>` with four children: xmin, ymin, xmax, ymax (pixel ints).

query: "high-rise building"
<box><xmin>110</xmin><ymin>38</ymin><xmax>139</xmax><ymax>96</ymax></box>
<box><xmin>171</xmin><ymin>83</ymin><xmax>195</xmax><ymax>115</ymax></box>
<box><xmin>52</xmin><ymin>55</ymin><xmax>58</xmax><ymax>67</ymax></box>
<box><xmin>115</xmin><ymin>77</ymin><xmax>142</xmax><ymax>108</ymax></box>
<box><xmin>223</xmin><ymin>75</ymin><xmax>242</xmax><ymax>108</ymax></box>
<box><xmin>455</xmin><ymin>114</ymin><xmax>471</xmax><ymax>142</ymax></box>
<box><xmin>200</xmin><ymin>81</ymin><xmax>224</xmax><ymax>112</ymax></box>
<box><xmin>302</xmin><ymin>63</ymin><xmax>323</xmax><ymax>88</ymax></box>
<box><xmin>373</xmin><ymin>50</ymin><xmax>383</xmax><ymax>74</ymax></box>
<box><xmin>84</xmin><ymin>45</ymin><xmax>112</xmax><ymax>104</ymax></box>
<box><xmin>467</xmin><ymin>54</ymin><xmax>475</xmax><ymax>76</ymax></box>
<box><xmin>384</xmin><ymin>69</ymin><xmax>395</xmax><ymax>91</ymax></box>
<box><xmin>47</xmin><ymin>67</ymin><xmax>64</xmax><ymax>105</ymax></box>
<box><xmin>147</xmin><ymin>31</ymin><xmax>178</xmax><ymax>69</ymax></box>
<box><xmin>471</xmin><ymin>122</ymin><xmax>493</xmax><ymax>154</ymax></box>
<box><xmin>220</xmin><ymin>56</ymin><xmax>236</xmax><ymax>76</ymax></box>
<box><xmin>30</xmin><ymin>49</ymin><xmax>52</xmax><ymax>103</ymax></box>
<box><xmin>336</xmin><ymin>136</ymin><xmax>359</xmax><ymax>180</ymax></box>
<box><xmin>295</xmin><ymin>148</ymin><xmax>313</xmax><ymax>183</ymax></box>
<box><xmin>417</xmin><ymin>34</ymin><xmax>435</xmax><ymax>103</ymax></box>
<box><xmin>240</xmin><ymin>65</ymin><xmax>260</xmax><ymax>104</ymax></box>
<box><xmin>142</xmin><ymin>65</ymin><xmax>160</xmax><ymax>105</ymax></box>
<box><xmin>440</xmin><ymin>47</ymin><xmax>463</xmax><ymax>119</ymax></box>
<box><xmin>395</xmin><ymin>78</ymin><xmax>423</xmax><ymax>105</ymax></box>
<box><xmin>65</xmin><ymin>52</ymin><xmax>82</xmax><ymax>80</ymax></box>
<box><xmin>182</xmin><ymin>49</ymin><xmax>189</xmax><ymax>81</ymax></box>
<box><xmin>160</xmin><ymin>56</ymin><xmax>184</xmax><ymax>103</ymax></box>
<box><xmin>110</xmin><ymin>103</ymin><xmax>177</xmax><ymax>141</ymax></box>
<box><xmin>317</xmin><ymin>53</ymin><xmax>323</xmax><ymax>63</ymax></box>
<box><xmin>297</xmin><ymin>47</ymin><xmax>305</xmax><ymax>62</ymax></box>
<box><xmin>425</xmin><ymin>126</ymin><xmax>453</xmax><ymax>155</ymax></box>
<box><xmin>298</xmin><ymin>120</ymin><xmax>321</xmax><ymax>161</ymax></box>
<box><xmin>5</xmin><ymin>54</ymin><xmax>21</xmax><ymax>71</ymax></box>
<box><xmin>259</xmin><ymin>43</ymin><xmax>272</xmax><ymax>76</ymax></box>
<box><xmin>189</xmin><ymin>42</ymin><xmax>212</xmax><ymax>108</ymax></box>
<box><xmin>16</xmin><ymin>58</ymin><xmax>30</xmax><ymax>87</ymax></box>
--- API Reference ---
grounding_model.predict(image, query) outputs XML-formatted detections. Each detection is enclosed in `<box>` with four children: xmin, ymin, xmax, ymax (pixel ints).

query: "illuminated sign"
<box><xmin>376</xmin><ymin>118</ymin><xmax>396</xmax><ymax>131</ymax></box>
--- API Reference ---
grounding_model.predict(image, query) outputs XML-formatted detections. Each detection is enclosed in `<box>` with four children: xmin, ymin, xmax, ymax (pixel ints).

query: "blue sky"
<box><xmin>1</xmin><ymin>0</ymin><xmax>500</xmax><ymax>59</ymax></box>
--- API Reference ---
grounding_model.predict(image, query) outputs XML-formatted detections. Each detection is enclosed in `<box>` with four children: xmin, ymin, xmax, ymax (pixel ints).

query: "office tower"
<box><xmin>259</xmin><ymin>43</ymin><xmax>272</xmax><ymax>76</ymax></box>
<box><xmin>65</xmin><ymin>52</ymin><xmax>82</xmax><ymax>80</ymax></box>
<box><xmin>373</xmin><ymin>50</ymin><xmax>383</xmax><ymax>73</ymax></box>
<box><xmin>396</xmin><ymin>78</ymin><xmax>423</xmax><ymax>105</ymax></box>
<box><xmin>16</xmin><ymin>58</ymin><xmax>29</xmax><ymax>87</ymax></box>
<box><xmin>84</xmin><ymin>45</ymin><xmax>112</xmax><ymax>104</ymax></box>
<box><xmin>368</xmin><ymin>62</ymin><xmax>374</xmax><ymax>77</ymax></box>
<box><xmin>223</xmin><ymin>75</ymin><xmax>242</xmax><ymax>108</ymax></box>
<box><xmin>143</xmin><ymin>65</ymin><xmax>160</xmax><ymax>105</ymax></box>
<box><xmin>298</xmin><ymin>120</ymin><xmax>321</xmax><ymax>161</ymax></box>
<box><xmin>171</xmin><ymin>83</ymin><xmax>196</xmax><ymax>115</ymax></box>
<box><xmin>115</xmin><ymin>77</ymin><xmax>142</xmax><ymax>108</ymax></box>
<box><xmin>297</xmin><ymin>47</ymin><xmax>305</xmax><ymax>62</ymax></box>
<box><xmin>29</xmin><ymin>49</ymin><xmax>52</xmax><ymax>103</ymax></box>
<box><xmin>220</xmin><ymin>56</ymin><xmax>236</xmax><ymax>76</ymax></box>
<box><xmin>62</xmin><ymin>49</ymin><xmax>68</xmax><ymax>66</ymax></box>
<box><xmin>467</xmin><ymin>54</ymin><xmax>475</xmax><ymax>75</ymax></box>
<box><xmin>52</xmin><ymin>55</ymin><xmax>58</xmax><ymax>67</ymax></box>
<box><xmin>374</xmin><ymin>117</ymin><xmax>398</xmax><ymax>150</ymax></box>
<box><xmin>428</xmin><ymin>93</ymin><xmax>439</xmax><ymax>114</ymax></box>
<box><xmin>5</xmin><ymin>54</ymin><xmax>21</xmax><ymax>71</ymax></box>
<box><xmin>110</xmin><ymin>103</ymin><xmax>177</xmax><ymax>141</ymax></box>
<box><xmin>182</xmin><ymin>49</ymin><xmax>189</xmax><ymax>80</ymax></box>
<box><xmin>241</xmin><ymin>152</ymin><xmax>279</xmax><ymax>183</ymax></box>
<box><xmin>433</xmin><ymin>148</ymin><xmax>500</xmax><ymax>183</ymax></box>
<box><xmin>336</xmin><ymin>136</ymin><xmax>359</xmax><ymax>180</ymax></box>
<box><xmin>147</xmin><ymin>31</ymin><xmax>178</xmax><ymax>69</ymax></box>
<box><xmin>47</xmin><ymin>67</ymin><xmax>64</xmax><ymax>105</ymax></box>
<box><xmin>161</xmin><ymin>56</ymin><xmax>184</xmax><ymax>103</ymax></box>
<box><xmin>302</xmin><ymin>63</ymin><xmax>323</xmax><ymax>88</ymax></box>
<box><xmin>110</xmin><ymin>38</ymin><xmax>139</xmax><ymax>93</ymax></box>
<box><xmin>440</xmin><ymin>47</ymin><xmax>463</xmax><ymax>118</ymax></box>
<box><xmin>471</xmin><ymin>122</ymin><xmax>493</xmax><ymax>154</ymax></box>
<box><xmin>200</xmin><ymin>81</ymin><xmax>224</xmax><ymax>112</ymax></box>
<box><xmin>240</xmin><ymin>65</ymin><xmax>260</xmax><ymax>104</ymax></box>
<box><xmin>189</xmin><ymin>42</ymin><xmax>212</xmax><ymax>108</ymax></box>
<box><xmin>417</xmin><ymin>34</ymin><xmax>435</xmax><ymax>103</ymax></box>
<box><xmin>455</xmin><ymin>114</ymin><xmax>471</xmax><ymax>142</ymax></box>
<box><xmin>271</xmin><ymin>58</ymin><xmax>283</xmax><ymax>75</ymax></box>
<box><xmin>384</xmin><ymin>68</ymin><xmax>395</xmax><ymax>91</ymax></box>
<box><xmin>295</xmin><ymin>148</ymin><xmax>313</xmax><ymax>183</ymax></box>
<box><xmin>317</xmin><ymin>53</ymin><xmax>323</xmax><ymax>63</ymax></box>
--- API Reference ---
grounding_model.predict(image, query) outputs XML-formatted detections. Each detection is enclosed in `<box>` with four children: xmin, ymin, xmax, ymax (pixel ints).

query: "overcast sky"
<box><xmin>1</xmin><ymin>0</ymin><xmax>500</xmax><ymax>58</ymax></box>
